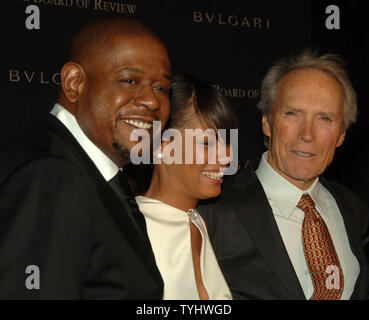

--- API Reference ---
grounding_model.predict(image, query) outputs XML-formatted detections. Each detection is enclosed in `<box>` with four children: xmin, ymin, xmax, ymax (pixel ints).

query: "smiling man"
<box><xmin>200</xmin><ymin>50</ymin><xmax>369</xmax><ymax>300</ymax></box>
<box><xmin>0</xmin><ymin>16</ymin><xmax>171</xmax><ymax>299</ymax></box>
<box><xmin>261</xmin><ymin>67</ymin><xmax>346</xmax><ymax>190</ymax></box>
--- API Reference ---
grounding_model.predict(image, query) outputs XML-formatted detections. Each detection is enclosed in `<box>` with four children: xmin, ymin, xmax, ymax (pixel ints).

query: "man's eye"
<box><xmin>286</xmin><ymin>111</ymin><xmax>295</xmax><ymax>115</ymax></box>
<box><xmin>121</xmin><ymin>79</ymin><xmax>136</xmax><ymax>84</ymax></box>
<box><xmin>321</xmin><ymin>116</ymin><xmax>332</xmax><ymax>122</ymax></box>
<box><xmin>153</xmin><ymin>85</ymin><xmax>169</xmax><ymax>93</ymax></box>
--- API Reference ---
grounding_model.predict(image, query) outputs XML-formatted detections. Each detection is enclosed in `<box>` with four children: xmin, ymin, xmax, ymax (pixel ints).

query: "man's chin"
<box><xmin>113</xmin><ymin>141</ymin><xmax>152</xmax><ymax>164</ymax></box>
<box><xmin>287</xmin><ymin>172</ymin><xmax>318</xmax><ymax>188</ymax></box>
<box><xmin>112</xmin><ymin>142</ymin><xmax>131</xmax><ymax>162</ymax></box>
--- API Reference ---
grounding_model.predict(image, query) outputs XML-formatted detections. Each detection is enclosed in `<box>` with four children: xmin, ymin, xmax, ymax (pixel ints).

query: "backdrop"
<box><xmin>2</xmin><ymin>0</ymin><xmax>368</xmax><ymax>203</ymax></box>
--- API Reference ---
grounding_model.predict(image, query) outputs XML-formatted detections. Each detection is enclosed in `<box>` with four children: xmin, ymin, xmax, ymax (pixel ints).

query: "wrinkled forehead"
<box><xmin>278</xmin><ymin>68</ymin><xmax>344</xmax><ymax>95</ymax></box>
<box><xmin>272</xmin><ymin>68</ymin><xmax>345</xmax><ymax>111</ymax></box>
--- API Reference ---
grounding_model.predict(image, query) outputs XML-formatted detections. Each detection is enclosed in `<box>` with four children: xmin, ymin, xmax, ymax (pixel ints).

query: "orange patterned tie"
<box><xmin>297</xmin><ymin>194</ymin><xmax>344</xmax><ymax>300</ymax></box>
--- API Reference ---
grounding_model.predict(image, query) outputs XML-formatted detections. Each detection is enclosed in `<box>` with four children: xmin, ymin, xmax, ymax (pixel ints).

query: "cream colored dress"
<box><xmin>136</xmin><ymin>196</ymin><xmax>232</xmax><ymax>300</ymax></box>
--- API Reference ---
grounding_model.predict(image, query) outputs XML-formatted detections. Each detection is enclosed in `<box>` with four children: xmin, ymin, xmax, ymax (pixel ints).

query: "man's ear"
<box><xmin>60</xmin><ymin>62</ymin><xmax>86</xmax><ymax>103</ymax></box>
<box><xmin>336</xmin><ymin>129</ymin><xmax>346</xmax><ymax>147</ymax></box>
<box><xmin>262</xmin><ymin>114</ymin><xmax>272</xmax><ymax>138</ymax></box>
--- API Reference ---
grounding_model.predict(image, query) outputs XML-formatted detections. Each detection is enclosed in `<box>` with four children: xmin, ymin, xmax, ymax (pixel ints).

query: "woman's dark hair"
<box><xmin>167</xmin><ymin>75</ymin><xmax>238</xmax><ymax>132</ymax></box>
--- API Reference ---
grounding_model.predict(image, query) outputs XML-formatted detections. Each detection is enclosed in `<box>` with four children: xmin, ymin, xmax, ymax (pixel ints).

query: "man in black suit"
<box><xmin>0</xmin><ymin>17</ymin><xmax>171</xmax><ymax>299</ymax></box>
<box><xmin>200</xmin><ymin>50</ymin><xmax>369</xmax><ymax>300</ymax></box>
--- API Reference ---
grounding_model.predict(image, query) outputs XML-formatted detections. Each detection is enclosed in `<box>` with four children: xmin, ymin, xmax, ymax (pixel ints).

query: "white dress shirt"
<box><xmin>255</xmin><ymin>151</ymin><xmax>360</xmax><ymax>300</ymax></box>
<box><xmin>50</xmin><ymin>103</ymin><xmax>119</xmax><ymax>181</ymax></box>
<box><xmin>136</xmin><ymin>196</ymin><xmax>232</xmax><ymax>300</ymax></box>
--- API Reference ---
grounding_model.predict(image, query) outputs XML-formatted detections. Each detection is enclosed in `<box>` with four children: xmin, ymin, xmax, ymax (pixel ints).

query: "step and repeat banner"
<box><xmin>3</xmin><ymin>0</ymin><xmax>368</xmax><ymax>202</ymax></box>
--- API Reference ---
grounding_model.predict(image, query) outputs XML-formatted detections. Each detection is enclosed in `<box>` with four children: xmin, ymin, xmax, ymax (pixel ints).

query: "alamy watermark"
<box><xmin>325</xmin><ymin>5</ymin><xmax>340</xmax><ymax>30</ymax></box>
<box><xmin>25</xmin><ymin>265</ymin><xmax>40</xmax><ymax>290</ymax></box>
<box><xmin>325</xmin><ymin>264</ymin><xmax>340</xmax><ymax>290</ymax></box>
<box><xmin>129</xmin><ymin>121</ymin><xmax>239</xmax><ymax>175</ymax></box>
<box><xmin>25</xmin><ymin>5</ymin><xmax>40</xmax><ymax>30</ymax></box>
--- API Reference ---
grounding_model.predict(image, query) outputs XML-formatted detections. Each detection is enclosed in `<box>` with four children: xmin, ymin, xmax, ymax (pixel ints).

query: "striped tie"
<box><xmin>297</xmin><ymin>194</ymin><xmax>344</xmax><ymax>300</ymax></box>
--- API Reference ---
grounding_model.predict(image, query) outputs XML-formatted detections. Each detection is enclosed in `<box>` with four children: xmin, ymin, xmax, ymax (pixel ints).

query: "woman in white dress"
<box><xmin>135</xmin><ymin>75</ymin><xmax>237</xmax><ymax>300</ymax></box>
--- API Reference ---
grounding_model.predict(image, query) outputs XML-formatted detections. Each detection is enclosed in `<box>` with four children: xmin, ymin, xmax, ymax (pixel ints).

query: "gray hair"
<box><xmin>257</xmin><ymin>49</ymin><xmax>357</xmax><ymax>132</ymax></box>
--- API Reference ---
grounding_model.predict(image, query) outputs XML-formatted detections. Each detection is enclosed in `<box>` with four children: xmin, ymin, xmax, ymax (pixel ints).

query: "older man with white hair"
<box><xmin>200</xmin><ymin>50</ymin><xmax>369</xmax><ymax>300</ymax></box>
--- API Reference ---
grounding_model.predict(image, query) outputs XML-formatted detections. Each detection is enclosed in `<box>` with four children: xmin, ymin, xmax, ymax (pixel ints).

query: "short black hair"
<box><xmin>168</xmin><ymin>74</ymin><xmax>238</xmax><ymax>134</ymax></box>
<box><xmin>69</xmin><ymin>16</ymin><xmax>164</xmax><ymax>65</ymax></box>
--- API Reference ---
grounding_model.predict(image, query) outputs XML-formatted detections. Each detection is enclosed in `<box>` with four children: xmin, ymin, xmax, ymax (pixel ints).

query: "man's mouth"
<box><xmin>201</xmin><ymin>170</ymin><xmax>224</xmax><ymax>180</ymax></box>
<box><xmin>121</xmin><ymin>119</ymin><xmax>153</xmax><ymax>129</ymax></box>
<box><xmin>294</xmin><ymin>151</ymin><xmax>315</xmax><ymax>157</ymax></box>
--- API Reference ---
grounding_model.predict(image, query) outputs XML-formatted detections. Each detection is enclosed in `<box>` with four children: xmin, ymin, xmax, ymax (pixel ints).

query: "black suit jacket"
<box><xmin>0</xmin><ymin>114</ymin><xmax>163</xmax><ymax>299</ymax></box>
<box><xmin>199</xmin><ymin>159</ymin><xmax>369</xmax><ymax>300</ymax></box>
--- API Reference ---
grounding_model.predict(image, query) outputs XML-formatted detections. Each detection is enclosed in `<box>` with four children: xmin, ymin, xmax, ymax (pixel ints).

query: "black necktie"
<box><xmin>108</xmin><ymin>170</ymin><xmax>150</xmax><ymax>246</ymax></box>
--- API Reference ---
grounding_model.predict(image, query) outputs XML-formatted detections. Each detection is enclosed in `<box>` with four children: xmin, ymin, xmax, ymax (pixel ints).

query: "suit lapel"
<box><xmin>321</xmin><ymin>179</ymin><xmax>363</xmax><ymax>263</ymax></box>
<box><xmin>96</xmin><ymin>180</ymin><xmax>154</xmax><ymax>252</ymax></box>
<box><xmin>231</xmin><ymin>162</ymin><xmax>306</xmax><ymax>299</ymax></box>
<box><xmin>320</xmin><ymin>178</ymin><xmax>367</xmax><ymax>299</ymax></box>
<box><xmin>36</xmin><ymin>115</ymin><xmax>154</xmax><ymax>253</ymax></box>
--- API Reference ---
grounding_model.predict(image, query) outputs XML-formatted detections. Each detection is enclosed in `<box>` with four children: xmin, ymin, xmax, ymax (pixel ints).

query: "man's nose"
<box><xmin>300</xmin><ymin>118</ymin><xmax>314</xmax><ymax>142</ymax></box>
<box><xmin>134</xmin><ymin>84</ymin><xmax>160</xmax><ymax>110</ymax></box>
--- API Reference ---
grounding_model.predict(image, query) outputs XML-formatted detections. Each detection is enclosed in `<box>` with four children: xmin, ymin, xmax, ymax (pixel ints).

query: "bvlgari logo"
<box><xmin>9</xmin><ymin>69</ymin><xmax>61</xmax><ymax>85</ymax></box>
<box><xmin>214</xmin><ymin>85</ymin><xmax>260</xmax><ymax>100</ymax></box>
<box><xmin>194</xmin><ymin>11</ymin><xmax>271</xmax><ymax>29</ymax></box>
<box><xmin>21</xmin><ymin>0</ymin><xmax>137</xmax><ymax>14</ymax></box>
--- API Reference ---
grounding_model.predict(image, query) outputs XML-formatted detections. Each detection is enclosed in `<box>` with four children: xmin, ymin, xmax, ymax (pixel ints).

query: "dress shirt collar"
<box><xmin>255</xmin><ymin>151</ymin><xmax>329</xmax><ymax>219</ymax></box>
<box><xmin>50</xmin><ymin>103</ymin><xmax>119</xmax><ymax>181</ymax></box>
